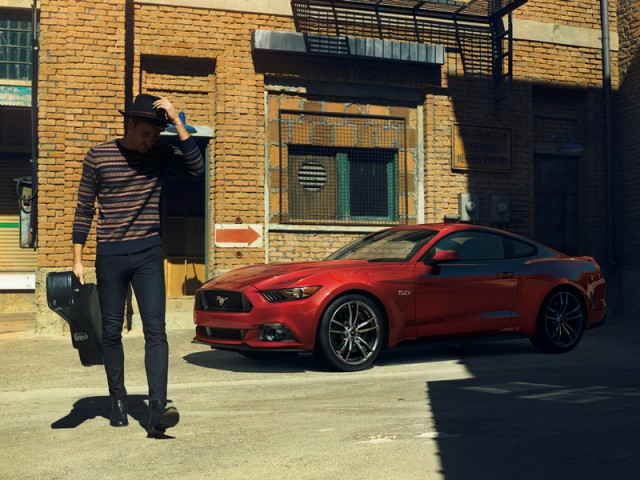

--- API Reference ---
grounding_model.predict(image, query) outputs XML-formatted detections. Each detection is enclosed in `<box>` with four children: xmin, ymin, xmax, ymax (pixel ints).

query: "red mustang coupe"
<box><xmin>193</xmin><ymin>224</ymin><xmax>606</xmax><ymax>371</ymax></box>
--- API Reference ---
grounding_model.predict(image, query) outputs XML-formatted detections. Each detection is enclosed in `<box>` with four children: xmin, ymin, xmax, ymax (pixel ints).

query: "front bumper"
<box><xmin>192</xmin><ymin>332</ymin><xmax>307</xmax><ymax>353</ymax></box>
<box><xmin>193</xmin><ymin>285</ymin><xmax>323</xmax><ymax>352</ymax></box>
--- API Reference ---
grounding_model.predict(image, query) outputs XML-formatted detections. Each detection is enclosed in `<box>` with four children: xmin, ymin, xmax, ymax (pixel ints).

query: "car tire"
<box><xmin>315</xmin><ymin>294</ymin><xmax>385</xmax><ymax>372</ymax></box>
<box><xmin>530</xmin><ymin>288</ymin><xmax>585</xmax><ymax>353</ymax></box>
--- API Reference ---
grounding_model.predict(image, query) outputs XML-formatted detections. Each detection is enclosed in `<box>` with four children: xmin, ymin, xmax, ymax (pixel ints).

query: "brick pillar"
<box><xmin>36</xmin><ymin>0</ymin><xmax>127</xmax><ymax>332</ymax></box>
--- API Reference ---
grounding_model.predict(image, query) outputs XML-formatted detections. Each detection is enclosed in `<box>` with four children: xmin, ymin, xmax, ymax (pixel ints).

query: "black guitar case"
<box><xmin>46</xmin><ymin>271</ymin><xmax>103</xmax><ymax>366</ymax></box>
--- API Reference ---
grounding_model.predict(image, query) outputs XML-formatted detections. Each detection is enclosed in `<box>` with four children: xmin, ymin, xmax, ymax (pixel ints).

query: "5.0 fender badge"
<box><xmin>398</xmin><ymin>290</ymin><xmax>411</xmax><ymax>296</ymax></box>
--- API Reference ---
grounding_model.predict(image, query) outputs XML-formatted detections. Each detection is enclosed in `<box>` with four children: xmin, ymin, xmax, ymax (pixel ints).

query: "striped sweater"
<box><xmin>72</xmin><ymin>137</ymin><xmax>205</xmax><ymax>256</ymax></box>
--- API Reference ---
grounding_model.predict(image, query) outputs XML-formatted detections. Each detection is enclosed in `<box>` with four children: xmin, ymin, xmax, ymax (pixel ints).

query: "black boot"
<box><xmin>110</xmin><ymin>398</ymin><xmax>128</xmax><ymax>427</ymax></box>
<box><xmin>147</xmin><ymin>400</ymin><xmax>179</xmax><ymax>436</ymax></box>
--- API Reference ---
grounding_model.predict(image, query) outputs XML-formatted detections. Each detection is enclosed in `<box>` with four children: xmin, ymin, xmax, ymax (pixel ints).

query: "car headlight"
<box><xmin>260</xmin><ymin>286</ymin><xmax>321</xmax><ymax>302</ymax></box>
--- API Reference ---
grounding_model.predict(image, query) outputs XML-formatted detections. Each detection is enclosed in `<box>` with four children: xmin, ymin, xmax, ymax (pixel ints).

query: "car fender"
<box><xmin>312</xmin><ymin>276</ymin><xmax>415</xmax><ymax>349</ymax></box>
<box><xmin>514</xmin><ymin>274</ymin><xmax>600</xmax><ymax>334</ymax></box>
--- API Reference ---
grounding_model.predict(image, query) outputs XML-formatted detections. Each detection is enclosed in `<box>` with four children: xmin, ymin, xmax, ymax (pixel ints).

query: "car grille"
<box><xmin>197</xmin><ymin>325</ymin><xmax>245</xmax><ymax>341</ymax></box>
<box><xmin>196</xmin><ymin>290</ymin><xmax>252</xmax><ymax>312</ymax></box>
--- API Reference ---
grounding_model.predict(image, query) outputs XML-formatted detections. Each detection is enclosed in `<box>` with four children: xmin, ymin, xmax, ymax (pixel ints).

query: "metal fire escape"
<box><xmin>290</xmin><ymin>0</ymin><xmax>528</xmax><ymax>108</ymax></box>
<box><xmin>483</xmin><ymin>2</ymin><xmax>516</xmax><ymax>107</ymax></box>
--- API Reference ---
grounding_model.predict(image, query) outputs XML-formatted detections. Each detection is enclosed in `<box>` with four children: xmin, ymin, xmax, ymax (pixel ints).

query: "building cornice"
<box><xmin>0</xmin><ymin>1</ymin><xmax>34</xmax><ymax>9</ymax></box>
<box><xmin>135</xmin><ymin>1</ymin><xmax>617</xmax><ymax>51</ymax></box>
<box><xmin>512</xmin><ymin>18</ymin><xmax>619</xmax><ymax>51</ymax></box>
<box><xmin>136</xmin><ymin>0</ymin><xmax>292</xmax><ymax>16</ymax></box>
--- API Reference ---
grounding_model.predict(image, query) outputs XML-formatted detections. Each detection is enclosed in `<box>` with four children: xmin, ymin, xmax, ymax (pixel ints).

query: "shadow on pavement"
<box><xmin>183</xmin><ymin>348</ymin><xmax>327</xmax><ymax>373</ymax></box>
<box><xmin>51</xmin><ymin>394</ymin><xmax>148</xmax><ymax>430</ymax></box>
<box><xmin>427</xmin><ymin>321</ymin><xmax>640</xmax><ymax>480</ymax></box>
<box><xmin>184</xmin><ymin>336</ymin><xmax>536</xmax><ymax>374</ymax></box>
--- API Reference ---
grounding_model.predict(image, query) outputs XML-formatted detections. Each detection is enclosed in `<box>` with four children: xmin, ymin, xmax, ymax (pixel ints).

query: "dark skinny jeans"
<box><xmin>95</xmin><ymin>245</ymin><xmax>168</xmax><ymax>403</ymax></box>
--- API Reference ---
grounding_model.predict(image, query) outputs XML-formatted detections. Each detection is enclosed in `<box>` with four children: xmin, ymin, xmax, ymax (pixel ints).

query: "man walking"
<box><xmin>72</xmin><ymin>94</ymin><xmax>205</xmax><ymax>436</ymax></box>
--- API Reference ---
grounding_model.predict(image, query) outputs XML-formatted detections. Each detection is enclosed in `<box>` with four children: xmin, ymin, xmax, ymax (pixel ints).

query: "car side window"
<box><xmin>505</xmin><ymin>237</ymin><xmax>537</xmax><ymax>258</ymax></box>
<box><xmin>423</xmin><ymin>231</ymin><xmax>505</xmax><ymax>261</ymax></box>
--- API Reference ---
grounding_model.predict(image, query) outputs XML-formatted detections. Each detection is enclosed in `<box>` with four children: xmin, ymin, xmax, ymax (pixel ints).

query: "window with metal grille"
<box><xmin>278</xmin><ymin>111</ymin><xmax>408</xmax><ymax>225</ymax></box>
<box><xmin>0</xmin><ymin>11</ymin><xmax>33</xmax><ymax>81</ymax></box>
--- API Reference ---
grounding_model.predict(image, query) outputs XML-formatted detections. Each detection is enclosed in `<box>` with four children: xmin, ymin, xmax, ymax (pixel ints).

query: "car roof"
<box><xmin>390</xmin><ymin>223</ymin><xmax>497</xmax><ymax>233</ymax></box>
<box><xmin>390</xmin><ymin>223</ymin><xmax>540</xmax><ymax>244</ymax></box>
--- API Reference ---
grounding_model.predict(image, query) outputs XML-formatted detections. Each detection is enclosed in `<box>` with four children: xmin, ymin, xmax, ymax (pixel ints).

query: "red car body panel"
<box><xmin>193</xmin><ymin>224</ymin><xmax>606</xmax><ymax>357</ymax></box>
<box><xmin>194</xmin><ymin>261</ymin><xmax>418</xmax><ymax>349</ymax></box>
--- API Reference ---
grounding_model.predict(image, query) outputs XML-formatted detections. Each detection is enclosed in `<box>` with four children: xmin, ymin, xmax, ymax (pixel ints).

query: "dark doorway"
<box><xmin>534</xmin><ymin>154</ymin><xmax>578</xmax><ymax>255</ymax></box>
<box><xmin>161</xmin><ymin>137</ymin><xmax>207</xmax><ymax>296</ymax></box>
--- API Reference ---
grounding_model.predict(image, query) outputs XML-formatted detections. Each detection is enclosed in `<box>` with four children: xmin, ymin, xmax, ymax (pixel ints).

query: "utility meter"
<box><xmin>458</xmin><ymin>193</ymin><xmax>479</xmax><ymax>223</ymax></box>
<box><xmin>489</xmin><ymin>194</ymin><xmax>510</xmax><ymax>224</ymax></box>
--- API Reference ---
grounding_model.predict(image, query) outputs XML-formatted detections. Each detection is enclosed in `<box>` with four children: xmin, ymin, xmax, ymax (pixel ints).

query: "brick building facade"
<box><xmin>616</xmin><ymin>0</ymin><xmax>640</xmax><ymax>313</ymax></box>
<box><xmin>0</xmin><ymin>0</ymin><xmax>37</xmax><ymax>311</ymax></box>
<box><xmin>23</xmin><ymin>0</ymin><xmax>627</xmax><ymax>330</ymax></box>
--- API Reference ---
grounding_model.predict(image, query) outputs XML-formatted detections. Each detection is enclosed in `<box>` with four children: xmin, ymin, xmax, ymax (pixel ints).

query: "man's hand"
<box><xmin>153</xmin><ymin>96</ymin><xmax>192</xmax><ymax>140</ymax></box>
<box><xmin>72</xmin><ymin>243</ymin><xmax>85</xmax><ymax>284</ymax></box>
<box><xmin>153</xmin><ymin>97</ymin><xmax>180</xmax><ymax>126</ymax></box>
<box><xmin>72</xmin><ymin>262</ymin><xmax>85</xmax><ymax>284</ymax></box>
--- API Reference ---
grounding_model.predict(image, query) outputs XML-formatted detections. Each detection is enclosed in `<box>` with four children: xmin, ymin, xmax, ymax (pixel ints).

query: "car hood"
<box><xmin>201</xmin><ymin>260</ymin><xmax>366</xmax><ymax>290</ymax></box>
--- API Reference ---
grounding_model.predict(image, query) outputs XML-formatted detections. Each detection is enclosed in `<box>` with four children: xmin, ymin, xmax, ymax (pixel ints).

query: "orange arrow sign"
<box><xmin>214</xmin><ymin>224</ymin><xmax>262</xmax><ymax>247</ymax></box>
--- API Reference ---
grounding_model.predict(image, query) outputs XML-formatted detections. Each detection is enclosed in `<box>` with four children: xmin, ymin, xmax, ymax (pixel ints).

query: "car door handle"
<box><xmin>496</xmin><ymin>272</ymin><xmax>515</xmax><ymax>279</ymax></box>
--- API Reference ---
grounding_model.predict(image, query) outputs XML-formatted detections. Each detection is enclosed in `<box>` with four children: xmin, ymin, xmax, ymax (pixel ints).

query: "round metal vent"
<box><xmin>298</xmin><ymin>160</ymin><xmax>327</xmax><ymax>192</ymax></box>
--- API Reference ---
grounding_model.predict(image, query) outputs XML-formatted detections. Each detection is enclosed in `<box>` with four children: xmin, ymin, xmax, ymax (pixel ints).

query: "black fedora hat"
<box><xmin>119</xmin><ymin>94</ymin><xmax>169</xmax><ymax>127</ymax></box>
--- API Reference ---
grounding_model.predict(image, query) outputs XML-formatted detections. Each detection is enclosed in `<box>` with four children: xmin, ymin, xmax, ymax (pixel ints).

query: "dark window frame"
<box><xmin>0</xmin><ymin>10</ymin><xmax>34</xmax><ymax>81</ymax></box>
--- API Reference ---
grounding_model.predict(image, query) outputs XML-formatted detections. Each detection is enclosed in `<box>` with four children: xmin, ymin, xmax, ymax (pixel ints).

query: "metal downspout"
<box><xmin>30</xmin><ymin>1</ymin><xmax>39</xmax><ymax>248</ymax></box>
<box><xmin>601</xmin><ymin>0</ymin><xmax>615</xmax><ymax>266</ymax></box>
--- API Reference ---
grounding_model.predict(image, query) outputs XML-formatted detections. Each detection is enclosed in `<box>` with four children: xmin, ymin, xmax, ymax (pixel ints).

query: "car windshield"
<box><xmin>326</xmin><ymin>229</ymin><xmax>438</xmax><ymax>262</ymax></box>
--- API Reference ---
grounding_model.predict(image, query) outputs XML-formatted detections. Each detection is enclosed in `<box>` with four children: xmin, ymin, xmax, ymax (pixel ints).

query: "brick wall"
<box><xmin>617</xmin><ymin>0</ymin><xmax>640</xmax><ymax>266</ymax></box>
<box><xmin>38</xmin><ymin>0</ymin><xmax>126</xmax><ymax>269</ymax></box>
<box><xmin>36</xmin><ymin>0</ymin><xmax>127</xmax><ymax>330</ymax></box>
<box><xmin>519</xmin><ymin>0</ymin><xmax>617</xmax><ymax>31</ymax></box>
<box><xmin>269</xmin><ymin>231</ymin><xmax>363</xmax><ymax>264</ymax></box>
<box><xmin>34</xmin><ymin>0</ymin><xmax>620</xmax><ymax>328</ymax></box>
<box><xmin>615</xmin><ymin>0</ymin><xmax>640</xmax><ymax>313</ymax></box>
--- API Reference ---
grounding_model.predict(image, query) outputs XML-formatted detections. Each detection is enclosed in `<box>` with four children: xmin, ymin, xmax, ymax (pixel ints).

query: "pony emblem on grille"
<box><xmin>216</xmin><ymin>295</ymin><xmax>229</xmax><ymax>307</ymax></box>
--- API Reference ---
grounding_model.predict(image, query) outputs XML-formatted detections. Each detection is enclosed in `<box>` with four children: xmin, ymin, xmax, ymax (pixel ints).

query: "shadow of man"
<box><xmin>51</xmin><ymin>394</ymin><xmax>178</xmax><ymax>439</ymax></box>
<box><xmin>51</xmin><ymin>395</ymin><xmax>148</xmax><ymax>431</ymax></box>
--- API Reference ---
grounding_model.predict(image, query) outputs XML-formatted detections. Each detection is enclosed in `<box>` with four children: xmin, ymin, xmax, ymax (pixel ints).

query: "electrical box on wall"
<box><xmin>489</xmin><ymin>194</ymin><xmax>510</xmax><ymax>223</ymax></box>
<box><xmin>458</xmin><ymin>193</ymin><xmax>479</xmax><ymax>223</ymax></box>
<box><xmin>15</xmin><ymin>176</ymin><xmax>34</xmax><ymax>248</ymax></box>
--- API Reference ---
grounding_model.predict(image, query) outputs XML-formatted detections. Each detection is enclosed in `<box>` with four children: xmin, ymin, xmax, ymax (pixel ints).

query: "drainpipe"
<box><xmin>601</xmin><ymin>0</ymin><xmax>615</xmax><ymax>266</ymax></box>
<box><xmin>30</xmin><ymin>1</ymin><xmax>39</xmax><ymax>248</ymax></box>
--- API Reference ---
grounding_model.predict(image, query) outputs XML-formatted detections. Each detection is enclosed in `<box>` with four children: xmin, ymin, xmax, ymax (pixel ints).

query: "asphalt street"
<box><xmin>0</xmin><ymin>314</ymin><xmax>638</xmax><ymax>480</ymax></box>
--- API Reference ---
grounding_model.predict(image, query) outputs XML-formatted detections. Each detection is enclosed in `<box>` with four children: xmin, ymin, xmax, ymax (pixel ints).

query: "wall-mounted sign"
<box><xmin>214</xmin><ymin>224</ymin><xmax>263</xmax><ymax>248</ymax></box>
<box><xmin>452</xmin><ymin>123</ymin><xmax>512</xmax><ymax>172</ymax></box>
